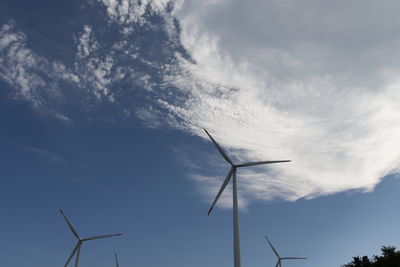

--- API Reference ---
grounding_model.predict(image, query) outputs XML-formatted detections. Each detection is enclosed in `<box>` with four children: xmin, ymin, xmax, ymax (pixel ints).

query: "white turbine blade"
<box><xmin>64</xmin><ymin>242</ymin><xmax>79</xmax><ymax>267</ymax></box>
<box><xmin>208</xmin><ymin>167</ymin><xmax>234</xmax><ymax>215</ymax></box>
<box><xmin>81</xmin><ymin>233</ymin><xmax>122</xmax><ymax>241</ymax></box>
<box><xmin>59</xmin><ymin>209</ymin><xmax>80</xmax><ymax>240</ymax></box>
<box><xmin>203</xmin><ymin>129</ymin><xmax>233</xmax><ymax>165</ymax></box>
<box><xmin>264</xmin><ymin>235</ymin><xmax>280</xmax><ymax>258</ymax></box>
<box><xmin>74</xmin><ymin>243</ymin><xmax>81</xmax><ymax>267</ymax></box>
<box><xmin>281</xmin><ymin>257</ymin><xmax>307</xmax><ymax>260</ymax></box>
<box><xmin>236</xmin><ymin>160</ymin><xmax>291</xmax><ymax>168</ymax></box>
<box><xmin>115</xmin><ymin>252</ymin><xmax>119</xmax><ymax>267</ymax></box>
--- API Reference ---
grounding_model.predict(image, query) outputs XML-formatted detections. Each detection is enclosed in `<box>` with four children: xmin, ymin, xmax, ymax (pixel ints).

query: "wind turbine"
<box><xmin>264</xmin><ymin>235</ymin><xmax>306</xmax><ymax>267</ymax></box>
<box><xmin>115</xmin><ymin>252</ymin><xmax>119</xmax><ymax>267</ymax></box>
<box><xmin>59</xmin><ymin>209</ymin><xmax>122</xmax><ymax>267</ymax></box>
<box><xmin>203</xmin><ymin>129</ymin><xmax>291</xmax><ymax>267</ymax></box>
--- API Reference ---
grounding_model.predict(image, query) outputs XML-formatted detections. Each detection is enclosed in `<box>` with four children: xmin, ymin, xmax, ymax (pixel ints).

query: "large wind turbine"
<box><xmin>203</xmin><ymin>129</ymin><xmax>291</xmax><ymax>267</ymax></box>
<box><xmin>264</xmin><ymin>235</ymin><xmax>306</xmax><ymax>267</ymax></box>
<box><xmin>59</xmin><ymin>209</ymin><xmax>122</xmax><ymax>267</ymax></box>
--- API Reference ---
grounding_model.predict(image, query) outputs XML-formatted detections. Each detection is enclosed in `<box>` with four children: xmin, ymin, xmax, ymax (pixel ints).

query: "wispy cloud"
<box><xmin>26</xmin><ymin>147</ymin><xmax>88</xmax><ymax>169</ymax></box>
<box><xmin>98</xmin><ymin>0</ymin><xmax>149</xmax><ymax>25</ymax></box>
<box><xmin>0</xmin><ymin>13</ymin><xmax>171</xmax><ymax>118</ymax></box>
<box><xmin>0</xmin><ymin>23</ymin><xmax>47</xmax><ymax>106</ymax></box>
<box><xmin>75</xmin><ymin>27</ymin><xmax>115</xmax><ymax>101</ymax></box>
<box><xmin>0</xmin><ymin>22</ymin><xmax>79</xmax><ymax>116</ymax></box>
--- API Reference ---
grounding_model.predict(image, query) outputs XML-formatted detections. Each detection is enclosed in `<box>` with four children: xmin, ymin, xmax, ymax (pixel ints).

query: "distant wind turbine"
<box><xmin>59</xmin><ymin>209</ymin><xmax>122</xmax><ymax>267</ymax></box>
<box><xmin>115</xmin><ymin>252</ymin><xmax>119</xmax><ymax>267</ymax></box>
<box><xmin>264</xmin><ymin>235</ymin><xmax>306</xmax><ymax>267</ymax></box>
<box><xmin>203</xmin><ymin>129</ymin><xmax>291</xmax><ymax>267</ymax></box>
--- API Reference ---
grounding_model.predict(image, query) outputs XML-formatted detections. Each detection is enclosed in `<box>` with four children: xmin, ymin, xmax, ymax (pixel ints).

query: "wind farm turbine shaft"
<box><xmin>232</xmin><ymin>168</ymin><xmax>241</xmax><ymax>267</ymax></box>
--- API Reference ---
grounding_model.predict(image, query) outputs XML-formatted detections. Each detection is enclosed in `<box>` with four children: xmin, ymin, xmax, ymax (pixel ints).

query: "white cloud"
<box><xmin>151</xmin><ymin>0</ymin><xmax>400</xmax><ymax>207</ymax></box>
<box><xmin>1</xmin><ymin>3</ymin><xmax>176</xmax><ymax>116</ymax></box>
<box><xmin>0</xmin><ymin>23</ymin><xmax>45</xmax><ymax>105</ymax></box>
<box><xmin>136</xmin><ymin>105</ymin><xmax>164</xmax><ymax>128</ymax></box>
<box><xmin>0</xmin><ymin>21</ymin><xmax>137</xmax><ymax>109</ymax></box>
<box><xmin>98</xmin><ymin>0</ymin><xmax>172</xmax><ymax>27</ymax></box>
<box><xmin>76</xmin><ymin>25</ymin><xmax>97</xmax><ymax>59</ymax></box>
<box><xmin>73</xmin><ymin>25</ymin><xmax>117</xmax><ymax>101</ymax></box>
<box><xmin>99</xmin><ymin>0</ymin><xmax>147</xmax><ymax>25</ymax></box>
<box><xmin>0</xmin><ymin>22</ymin><xmax>80</xmax><ymax>110</ymax></box>
<box><xmin>98</xmin><ymin>0</ymin><xmax>181</xmax><ymax>43</ymax></box>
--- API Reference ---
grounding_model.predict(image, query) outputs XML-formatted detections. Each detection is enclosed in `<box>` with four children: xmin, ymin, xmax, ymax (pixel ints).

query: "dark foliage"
<box><xmin>343</xmin><ymin>246</ymin><xmax>400</xmax><ymax>267</ymax></box>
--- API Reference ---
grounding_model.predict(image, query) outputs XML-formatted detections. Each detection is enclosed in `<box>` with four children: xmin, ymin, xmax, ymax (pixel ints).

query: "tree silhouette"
<box><xmin>343</xmin><ymin>246</ymin><xmax>400</xmax><ymax>267</ymax></box>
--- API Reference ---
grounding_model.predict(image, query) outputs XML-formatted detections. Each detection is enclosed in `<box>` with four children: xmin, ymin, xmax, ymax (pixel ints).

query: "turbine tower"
<box><xmin>59</xmin><ymin>209</ymin><xmax>122</xmax><ymax>267</ymax></box>
<box><xmin>115</xmin><ymin>252</ymin><xmax>119</xmax><ymax>267</ymax></box>
<box><xmin>203</xmin><ymin>129</ymin><xmax>291</xmax><ymax>267</ymax></box>
<box><xmin>264</xmin><ymin>235</ymin><xmax>306</xmax><ymax>267</ymax></box>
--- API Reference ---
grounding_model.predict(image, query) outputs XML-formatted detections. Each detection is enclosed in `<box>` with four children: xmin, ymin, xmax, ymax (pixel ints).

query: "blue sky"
<box><xmin>1</xmin><ymin>0</ymin><xmax>400</xmax><ymax>266</ymax></box>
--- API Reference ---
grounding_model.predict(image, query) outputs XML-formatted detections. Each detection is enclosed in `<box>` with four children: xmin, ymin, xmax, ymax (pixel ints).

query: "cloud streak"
<box><xmin>0</xmin><ymin>9</ymin><xmax>175</xmax><ymax>119</ymax></box>
<box><xmin>0</xmin><ymin>22</ymin><xmax>80</xmax><ymax>116</ymax></box>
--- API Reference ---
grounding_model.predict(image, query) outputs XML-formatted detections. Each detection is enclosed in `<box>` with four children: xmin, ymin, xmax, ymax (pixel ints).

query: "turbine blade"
<box><xmin>74</xmin><ymin>243</ymin><xmax>81</xmax><ymax>267</ymax></box>
<box><xmin>59</xmin><ymin>209</ymin><xmax>80</xmax><ymax>240</ymax></box>
<box><xmin>236</xmin><ymin>160</ymin><xmax>291</xmax><ymax>168</ymax></box>
<box><xmin>208</xmin><ymin>167</ymin><xmax>234</xmax><ymax>215</ymax></box>
<box><xmin>265</xmin><ymin>235</ymin><xmax>280</xmax><ymax>258</ymax></box>
<box><xmin>281</xmin><ymin>257</ymin><xmax>307</xmax><ymax>260</ymax></box>
<box><xmin>203</xmin><ymin>129</ymin><xmax>233</xmax><ymax>165</ymax></box>
<box><xmin>115</xmin><ymin>252</ymin><xmax>119</xmax><ymax>267</ymax></box>
<box><xmin>275</xmin><ymin>260</ymin><xmax>280</xmax><ymax>267</ymax></box>
<box><xmin>81</xmin><ymin>233</ymin><xmax>122</xmax><ymax>241</ymax></box>
<box><xmin>64</xmin><ymin>242</ymin><xmax>79</xmax><ymax>267</ymax></box>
